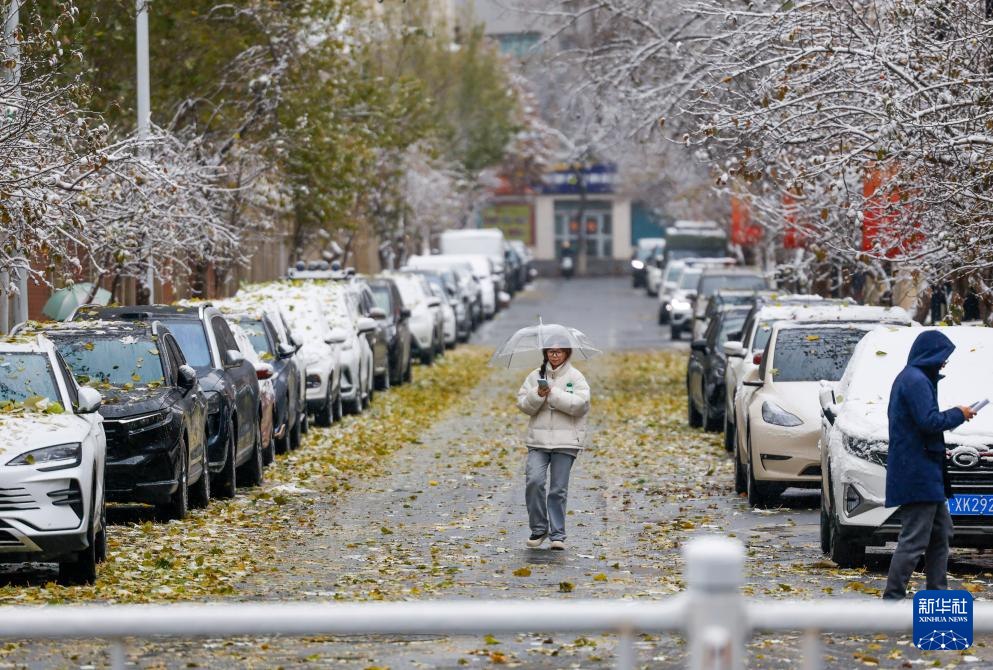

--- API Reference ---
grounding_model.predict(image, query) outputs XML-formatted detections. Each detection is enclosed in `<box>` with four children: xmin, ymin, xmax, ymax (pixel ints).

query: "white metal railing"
<box><xmin>0</xmin><ymin>536</ymin><xmax>988</xmax><ymax>670</ymax></box>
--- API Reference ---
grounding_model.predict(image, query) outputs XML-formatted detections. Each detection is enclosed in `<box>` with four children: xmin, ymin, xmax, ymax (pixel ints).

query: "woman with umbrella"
<box><xmin>494</xmin><ymin>322</ymin><xmax>598</xmax><ymax>550</ymax></box>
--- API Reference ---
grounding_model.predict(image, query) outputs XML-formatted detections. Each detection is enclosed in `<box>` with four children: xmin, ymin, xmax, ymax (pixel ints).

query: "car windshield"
<box><xmin>752</xmin><ymin>321</ymin><xmax>775</xmax><ymax>351</ymax></box>
<box><xmin>0</xmin><ymin>353</ymin><xmax>62</xmax><ymax>409</ymax></box>
<box><xmin>663</xmin><ymin>265</ymin><xmax>684</xmax><ymax>283</ymax></box>
<box><xmin>679</xmin><ymin>270</ymin><xmax>702</xmax><ymax>289</ymax></box>
<box><xmin>699</xmin><ymin>274</ymin><xmax>766</xmax><ymax>296</ymax></box>
<box><xmin>771</xmin><ymin>328</ymin><xmax>868</xmax><ymax>382</ymax></box>
<box><xmin>160</xmin><ymin>319</ymin><xmax>212</xmax><ymax>368</ymax></box>
<box><xmin>395</xmin><ymin>278</ymin><xmax>424</xmax><ymax>306</ymax></box>
<box><xmin>237</xmin><ymin>318</ymin><xmax>273</xmax><ymax>358</ymax></box>
<box><xmin>55</xmin><ymin>333</ymin><xmax>166</xmax><ymax>388</ymax></box>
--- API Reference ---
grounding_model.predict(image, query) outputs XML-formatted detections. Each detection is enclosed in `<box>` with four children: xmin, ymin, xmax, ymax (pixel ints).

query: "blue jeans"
<box><xmin>525</xmin><ymin>449</ymin><xmax>576</xmax><ymax>541</ymax></box>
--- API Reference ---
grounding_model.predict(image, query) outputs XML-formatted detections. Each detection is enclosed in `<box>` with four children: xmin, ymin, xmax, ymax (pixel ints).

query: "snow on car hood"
<box><xmin>765</xmin><ymin>381</ymin><xmax>823</xmax><ymax>425</ymax></box>
<box><xmin>0</xmin><ymin>413</ymin><xmax>90</xmax><ymax>462</ymax></box>
<box><xmin>837</xmin><ymin>326</ymin><xmax>993</xmax><ymax>445</ymax></box>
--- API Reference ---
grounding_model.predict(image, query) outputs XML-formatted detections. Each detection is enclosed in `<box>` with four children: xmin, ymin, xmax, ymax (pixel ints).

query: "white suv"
<box><xmin>820</xmin><ymin>326</ymin><xmax>993</xmax><ymax>567</ymax></box>
<box><xmin>0</xmin><ymin>335</ymin><xmax>107</xmax><ymax>584</ymax></box>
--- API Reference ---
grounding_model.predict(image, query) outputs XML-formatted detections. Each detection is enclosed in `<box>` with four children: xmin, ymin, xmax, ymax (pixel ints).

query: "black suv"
<box><xmin>27</xmin><ymin>320</ymin><xmax>209</xmax><ymax>519</ymax></box>
<box><xmin>74</xmin><ymin>305</ymin><xmax>264</xmax><ymax>497</ymax></box>
<box><xmin>222</xmin><ymin>308</ymin><xmax>305</xmax><ymax>453</ymax></box>
<box><xmin>687</xmin><ymin>305</ymin><xmax>751</xmax><ymax>432</ymax></box>
<box><xmin>366</xmin><ymin>277</ymin><xmax>412</xmax><ymax>386</ymax></box>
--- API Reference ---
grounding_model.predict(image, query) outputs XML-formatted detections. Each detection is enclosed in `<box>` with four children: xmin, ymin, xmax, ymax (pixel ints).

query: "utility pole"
<box><xmin>4</xmin><ymin>1</ymin><xmax>25</xmax><ymax>329</ymax></box>
<box><xmin>136</xmin><ymin>0</ymin><xmax>155</xmax><ymax>304</ymax></box>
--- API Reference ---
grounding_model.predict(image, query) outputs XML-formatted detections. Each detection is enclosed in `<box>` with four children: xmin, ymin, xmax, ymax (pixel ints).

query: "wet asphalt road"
<box><xmin>472</xmin><ymin>277</ymin><xmax>675</xmax><ymax>352</ymax></box>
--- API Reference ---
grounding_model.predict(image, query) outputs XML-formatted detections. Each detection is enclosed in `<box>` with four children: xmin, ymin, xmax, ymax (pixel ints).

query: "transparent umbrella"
<box><xmin>489</xmin><ymin>320</ymin><xmax>601</xmax><ymax>369</ymax></box>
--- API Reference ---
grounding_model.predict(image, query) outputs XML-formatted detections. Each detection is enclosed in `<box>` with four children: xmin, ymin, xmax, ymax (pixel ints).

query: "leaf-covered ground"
<box><xmin>3</xmin><ymin>348</ymin><xmax>993</xmax><ymax>668</ymax></box>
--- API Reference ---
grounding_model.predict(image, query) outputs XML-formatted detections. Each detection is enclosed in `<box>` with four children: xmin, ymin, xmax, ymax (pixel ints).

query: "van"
<box><xmin>440</xmin><ymin>230</ymin><xmax>506</xmax><ymax>295</ymax></box>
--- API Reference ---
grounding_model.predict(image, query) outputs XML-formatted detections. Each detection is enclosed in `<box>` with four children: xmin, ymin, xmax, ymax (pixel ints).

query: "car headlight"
<box><xmin>761</xmin><ymin>401</ymin><xmax>803</xmax><ymax>427</ymax></box>
<box><xmin>119</xmin><ymin>410</ymin><xmax>170</xmax><ymax>433</ymax></box>
<box><xmin>7</xmin><ymin>442</ymin><xmax>82</xmax><ymax>471</ymax></box>
<box><xmin>843</xmin><ymin>434</ymin><xmax>888</xmax><ymax>466</ymax></box>
<box><xmin>631</xmin><ymin>260</ymin><xmax>645</xmax><ymax>270</ymax></box>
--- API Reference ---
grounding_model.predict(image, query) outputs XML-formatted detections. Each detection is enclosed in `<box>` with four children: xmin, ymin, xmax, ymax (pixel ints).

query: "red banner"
<box><xmin>730</xmin><ymin>196</ymin><xmax>763</xmax><ymax>246</ymax></box>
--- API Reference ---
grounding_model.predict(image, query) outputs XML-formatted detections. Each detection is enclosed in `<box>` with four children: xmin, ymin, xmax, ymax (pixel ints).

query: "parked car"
<box><xmin>212</xmin><ymin>297</ymin><xmax>305</xmax><ymax>453</ymax></box>
<box><xmin>723</xmin><ymin>301</ymin><xmax>903</xmax><ymax>453</ymax></box>
<box><xmin>668</xmin><ymin>266</ymin><xmax>703</xmax><ymax>339</ymax></box>
<box><xmin>231</xmin><ymin>323</ymin><xmax>276</xmax><ymax>466</ymax></box>
<box><xmin>819</xmin><ymin>326</ymin><xmax>993</xmax><ymax>566</ymax></box>
<box><xmin>350</xmin><ymin>278</ymin><xmax>393</xmax><ymax>390</ymax></box>
<box><xmin>408</xmin><ymin>254</ymin><xmax>497</xmax><ymax>319</ymax></box>
<box><xmin>657</xmin><ymin>260</ymin><xmax>688</xmax><ymax>325</ymax></box>
<box><xmin>415</xmin><ymin>271</ymin><xmax>457</xmax><ymax>349</ymax></box>
<box><xmin>507</xmin><ymin>240</ymin><xmax>534</xmax><ymax>288</ymax></box>
<box><xmin>74</xmin><ymin>304</ymin><xmax>264</xmax><ymax>497</ymax></box>
<box><xmin>405</xmin><ymin>268</ymin><xmax>470</xmax><ymax>343</ymax></box>
<box><xmin>28</xmin><ymin>320</ymin><xmax>209</xmax><ymax>520</ymax></box>
<box><xmin>691</xmin><ymin>289</ymin><xmax>768</xmax><ymax>341</ymax></box>
<box><xmin>388</xmin><ymin>272</ymin><xmax>442</xmax><ymax>365</ymax></box>
<box><xmin>691</xmin><ymin>267</ymin><xmax>769</xmax><ymax>337</ymax></box>
<box><xmin>246</xmin><ymin>286</ymin><xmax>343</xmax><ymax>427</ymax></box>
<box><xmin>631</xmin><ymin>237</ymin><xmax>665</xmax><ymax>289</ymax></box>
<box><xmin>734</xmin><ymin>320</ymin><xmax>905</xmax><ymax>507</ymax></box>
<box><xmin>686</xmin><ymin>305</ymin><xmax>751</xmax><ymax>432</ymax></box>
<box><xmin>0</xmin><ymin>335</ymin><xmax>106</xmax><ymax>584</ymax></box>
<box><xmin>297</xmin><ymin>281</ymin><xmax>376</xmax><ymax>415</ymax></box>
<box><xmin>366</xmin><ymin>277</ymin><xmax>413</xmax><ymax>385</ymax></box>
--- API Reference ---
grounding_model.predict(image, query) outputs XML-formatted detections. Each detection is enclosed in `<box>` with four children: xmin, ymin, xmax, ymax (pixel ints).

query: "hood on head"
<box><xmin>908</xmin><ymin>330</ymin><xmax>955</xmax><ymax>370</ymax></box>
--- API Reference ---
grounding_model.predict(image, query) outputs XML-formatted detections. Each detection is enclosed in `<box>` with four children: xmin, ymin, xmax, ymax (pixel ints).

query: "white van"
<box><xmin>440</xmin><ymin>230</ymin><xmax>506</xmax><ymax>295</ymax></box>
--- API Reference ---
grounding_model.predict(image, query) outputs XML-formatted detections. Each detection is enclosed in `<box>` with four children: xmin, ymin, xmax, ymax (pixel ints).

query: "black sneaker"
<box><xmin>527</xmin><ymin>532</ymin><xmax>547</xmax><ymax>548</ymax></box>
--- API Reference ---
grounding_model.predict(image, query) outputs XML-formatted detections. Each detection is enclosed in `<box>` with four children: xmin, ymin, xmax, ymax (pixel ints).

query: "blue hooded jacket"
<box><xmin>885</xmin><ymin>331</ymin><xmax>966</xmax><ymax>507</ymax></box>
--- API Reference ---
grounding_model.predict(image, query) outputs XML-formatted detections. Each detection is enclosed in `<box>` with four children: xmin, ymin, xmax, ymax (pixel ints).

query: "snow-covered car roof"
<box><xmin>837</xmin><ymin>326</ymin><xmax>993</xmax><ymax>443</ymax></box>
<box><xmin>0</xmin><ymin>333</ymin><xmax>57</xmax><ymax>354</ymax></box>
<box><xmin>754</xmin><ymin>302</ymin><xmax>912</xmax><ymax>324</ymax></box>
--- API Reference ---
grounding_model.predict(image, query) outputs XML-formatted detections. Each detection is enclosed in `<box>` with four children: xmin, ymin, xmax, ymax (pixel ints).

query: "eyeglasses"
<box><xmin>546</xmin><ymin>349</ymin><xmax>567</xmax><ymax>356</ymax></box>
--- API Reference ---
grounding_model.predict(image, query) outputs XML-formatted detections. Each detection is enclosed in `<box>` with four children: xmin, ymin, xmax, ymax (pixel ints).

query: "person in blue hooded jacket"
<box><xmin>883</xmin><ymin>330</ymin><xmax>975</xmax><ymax>600</ymax></box>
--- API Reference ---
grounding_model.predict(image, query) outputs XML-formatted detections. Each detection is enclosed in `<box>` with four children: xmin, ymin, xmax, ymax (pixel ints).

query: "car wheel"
<box><xmin>58</xmin><ymin>491</ymin><xmax>101</xmax><ymax>585</ymax></box>
<box><xmin>300</xmin><ymin>411</ymin><xmax>309</xmax><ymax>435</ymax></box>
<box><xmin>376</xmin><ymin>369</ymin><xmax>391</xmax><ymax>392</ymax></box>
<box><xmin>290</xmin><ymin>414</ymin><xmax>303</xmax><ymax>450</ymax></box>
<box><xmin>190</xmin><ymin>442</ymin><xmax>211</xmax><ymax>509</ymax></box>
<box><xmin>157</xmin><ymin>440</ymin><xmax>189</xmax><ymax>521</ymax></box>
<box><xmin>238</xmin><ymin>421</ymin><xmax>265</xmax><ymax>488</ymax></box>
<box><xmin>703</xmin><ymin>400</ymin><xmax>721</xmax><ymax>432</ymax></box>
<box><xmin>213</xmin><ymin>419</ymin><xmax>237</xmax><ymax>499</ymax></box>
<box><xmin>264</xmin><ymin>433</ymin><xmax>276</xmax><ymax>466</ymax></box>
<box><xmin>333</xmin><ymin>391</ymin><xmax>344</xmax><ymax>422</ymax></box>
<box><xmin>420</xmin><ymin>347</ymin><xmax>434</xmax><ymax>366</ymax></box>
<box><xmin>829</xmin><ymin>516</ymin><xmax>866</xmax><ymax>567</ymax></box>
<box><xmin>671</xmin><ymin>325</ymin><xmax>682</xmax><ymax>341</ymax></box>
<box><xmin>403</xmin><ymin>356</ymin><xmax>413</xmax><ymax>383</ymax></box>
<box><xmin>733</xmin><ymin>444</ymin><xmax>747</xmax><ymax>494</ymax></box>
<box><xmin>820</xmin><ymin>504</ymin><xmax>832</xmax><ymax>555</ymax></box>
<box><xmin>314</xmin><ymin>386</ymin><xmax>333</xmax><ymax>427</ymax></box>
<box><xmin>277</xmin><ymin>399</ymin><xmax>292</xmax><ymax>454</ymax></box>
<box><xmin>746</xmin><ymin>436</ymin><xmax>773</xmax><ymax>508</ymax></box>
<box><xmin>346</xmin><ymin>390</ymin><xmax>363</xmax><ymax>415</ymax></box>
<box><xmin>687</xmin><ymin>386</ymin><xmax>703</xmax><ymax>429</ymax></box>
<box><xmin>658</xmin><ymin>308</ymin><xmax>666</xmax><ymax>325</ymax></box>
<box><xmin>724</xmin><ymin>413</ymin><xmax>736</xmax><ymax>452</ymax></box>
<box><xmin>95</xmin><ymin>498</ymin><xmax>107</xmax><ymax>563</ymax></box>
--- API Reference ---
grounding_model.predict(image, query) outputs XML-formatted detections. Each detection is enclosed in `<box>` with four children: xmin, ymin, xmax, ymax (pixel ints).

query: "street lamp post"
<box><xmin>136</xmin><ymin>0</ymin><xmax>154</xmax><ymax>304</ymax></box>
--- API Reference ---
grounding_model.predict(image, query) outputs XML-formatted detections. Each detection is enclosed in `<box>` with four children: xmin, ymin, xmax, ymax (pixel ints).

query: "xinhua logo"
<box><xmin>913</xmin><ymin>590</ymin><xmax>973</xmax><ymax>651</ymax></box>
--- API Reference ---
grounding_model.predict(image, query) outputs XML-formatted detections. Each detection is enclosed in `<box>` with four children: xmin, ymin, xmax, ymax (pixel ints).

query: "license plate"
<box><xmin>948</xmin><ymin>495</ymin><xmax>993</xmax><ymax>516</ymax></box>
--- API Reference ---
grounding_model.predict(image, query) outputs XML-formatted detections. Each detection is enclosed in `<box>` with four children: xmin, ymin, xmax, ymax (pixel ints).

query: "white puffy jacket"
<box><xmin>516</xmin><ymin>361</ymin><xmax>591</xmax><ymax>450</ymax></box>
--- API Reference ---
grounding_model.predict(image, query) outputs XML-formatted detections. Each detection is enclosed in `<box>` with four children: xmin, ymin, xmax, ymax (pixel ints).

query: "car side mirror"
<box><xmin>690</xmin><ymin>339</ymin><xmax>708</xmax><ymax>353</ymax></box>
<box><xmin>177</xmin><ymin>364</ymin><xmax>198</xmax><ymax>391</ymax></box>
<box><xmin>225</xmin><ymin>349</ymin><xmax>246</xmax><ymax>368</ymax></box>
<box><xmin>742</xmin><ymin>367</ymin><xmax>763</xmax><ymax>388</ymax></box>
<box><xmin>819</xmin><ymin>382</ymin><xmax>838</xmax><ymax>424</ymax></box>
<box><xmin>326</xmin><ymin>328</ymin><xmax>349</xmax><ymax>345</ymax></box>
<box><xmin>369</xmin><ymin>307</ymin><xmax>387</xmax><ymax>320</ymax></box>
<box><xmin>357</xmin><ymin>317</ymin><xmax>377</xmax><ymax>334</ymax></box>
<box><xmin>427</xmin><ymin>297</ymin><xmax>442</xmax><ymax>309</ymax></box>
<box><xmin>399</xmin><ymin>307</ymin><xmax>411</xmax><ymax>320</ymax></box>
<box><xmin>277</xmin><ymin>343</ymin><xmax>296</xmax><ymax>359</ymax></box>
<box><xmin>76</xmin><ymin>387</ymin><xmax>103</xmax><ymax>414</ymax></box>
<box><xmin>723</xmin><ymin>341</ymin><xmax>745</xmax><ymax>358</ymax></box>
<box><xmin>256</xmin><ymin>363</ymin><xmax>274</xmax><ymax>380</ymax></box>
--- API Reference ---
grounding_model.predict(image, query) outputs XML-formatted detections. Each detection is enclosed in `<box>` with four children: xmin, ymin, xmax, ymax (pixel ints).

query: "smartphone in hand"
<box><xmin>537</xmin><ymin>378</ymin><xmax>549</xmax><ymax>389</ymax></box>
<box><xmin>971</xmin><ymin>398</ymin><xmax>989</xmax><ymax>413</ymax></box>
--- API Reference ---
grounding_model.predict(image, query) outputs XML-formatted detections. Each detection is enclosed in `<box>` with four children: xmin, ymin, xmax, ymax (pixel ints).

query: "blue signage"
<box><xmin>914</xmin><ymin>590</ymin><xmax>973</xmax><ymax>650</ymax></box>
<box><xmin>539</xmin><ymin>163</ymin><xmax>617</xmax><ymax>195</ymax></box>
